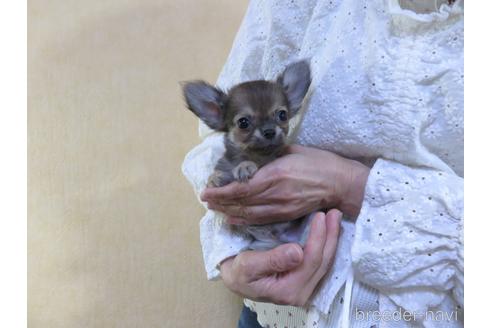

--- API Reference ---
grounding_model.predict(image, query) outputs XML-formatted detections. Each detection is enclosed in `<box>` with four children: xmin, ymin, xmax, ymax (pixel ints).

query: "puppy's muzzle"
<box><xmin>262</xmin><ymin>128</ymin><xmax>276</xmax><ymax>140</ymax></box>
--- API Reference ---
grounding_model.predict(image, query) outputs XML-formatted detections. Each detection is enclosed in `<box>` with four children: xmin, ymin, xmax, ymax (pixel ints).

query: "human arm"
<box><xmin>352</xmin><ymin>159</ymin><xmax>463</xmax><ymax>312</ymax></box>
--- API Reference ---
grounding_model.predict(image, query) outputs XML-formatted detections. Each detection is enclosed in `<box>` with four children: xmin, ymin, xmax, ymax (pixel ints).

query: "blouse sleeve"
<box><xmin>351</xmin><ymin>158</ymin><xmax>463</xmax><ymax>312</ymax></box>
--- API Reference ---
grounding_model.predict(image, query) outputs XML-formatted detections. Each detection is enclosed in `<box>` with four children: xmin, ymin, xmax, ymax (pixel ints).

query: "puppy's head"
<box><xmin>182</xmin><ymin>60</ymin><xmax>311</xmax><ymax>152</ymax></box>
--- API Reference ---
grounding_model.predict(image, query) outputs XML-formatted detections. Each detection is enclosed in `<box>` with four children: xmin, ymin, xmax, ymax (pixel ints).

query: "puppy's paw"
<box><xmin>233</xmin><ymin>161</ymin><xmax>258</xmax><ymax>183</ymax></box>
<box><xmin>207</xmin><ymin>171</ymin><xmax>224</xmax><ymax>188</ymax></box>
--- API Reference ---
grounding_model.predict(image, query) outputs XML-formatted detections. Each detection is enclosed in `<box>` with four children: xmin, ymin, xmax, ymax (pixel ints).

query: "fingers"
<box><xmin>226</xmin><ymin>215</ymin><xmax>285</xmax><ymax>225</ymax></box>
<box><xmin>324</xmin><ymin>209</ymin><xmax>342</xmax><ymax>244</ymax></box>
<box><xmin>201</xmin><ymin>178</ymin><xmax>271</xmax><ymax>203</ymax></box>
<box><xmin>201</xmin><ymin>157</ymin><xmax>289</xmax><ymax>204</ymax></box>
<box><xmin>218</xmin><ymin>256</ymin><xmax>236</xmax><ymax>289</ymax></box>
<box><xmin>201</xmin><ymin>181</ymin><xmax>250</xmax><ymax>202</ymax></box>
<box><xmin>208</xmin><ymin>203</ymin><xmax>290</xmax><ymax>224</ymax></box>
<box><xmin>226</xmin><ymin>216</ymin><xmax>248</xmax><ymax>225</ymax></box>
<box><xmin>205</xmin><ymin>181</ymin><xmax>290</xmax><ymax>208</ymax></box>
<box><xmin>303</xmin><ymin>209</ymin><xmax>342</xmax><ymax>294</ymax></box>
<box><xmin>258</xmin><ymin>212</ymin><xmax>327</xmax><ymax>306</ymax></box>
<box><xmin>220</xmin><ymin>211</ymin><xmax>342</xmax><ymax>307</ymax></box>
<box><xmin>227</xmin><ymin>244</ymin><xmax>303</xmax><ymax>290</ymax></box>
<box><xmin>247</xmin><ymin>244</ymin><xmax>304</xmax><ymax>279</ymax></box>
<box><xmin>291</xmin><ymin>212</ymin><xmax>328</xmax><ymax>278</ymax></box>
<box><xmin>270</xmin><ymin>211</ymin><xmax>341</xmax><ymax>306</ymax></box>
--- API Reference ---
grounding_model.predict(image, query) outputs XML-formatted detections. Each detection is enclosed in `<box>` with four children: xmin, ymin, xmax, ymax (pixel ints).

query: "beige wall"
<box><xmin>28</xmin><ymin>0</ymin><xmax>249</xmax><ymax>327</ymax></box>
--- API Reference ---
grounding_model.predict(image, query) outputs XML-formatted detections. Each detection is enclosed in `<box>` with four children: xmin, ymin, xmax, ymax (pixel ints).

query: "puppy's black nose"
<box><xmin>263</xmin><ymin>129</ymin><xmax>276</xmax><ymax>140</ymax></box>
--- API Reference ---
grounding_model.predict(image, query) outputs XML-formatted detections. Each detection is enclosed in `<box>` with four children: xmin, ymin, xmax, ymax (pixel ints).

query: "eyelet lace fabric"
<box><xmin>182</xmin><ymin>0</ymin><xmax>463</xmax><ymax>326</ymax></box>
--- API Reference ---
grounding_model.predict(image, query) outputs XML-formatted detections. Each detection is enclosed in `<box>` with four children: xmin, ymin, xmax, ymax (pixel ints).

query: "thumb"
<box><xmin>250</xmin><ymin>243</ymin><xmax>303</xmax><ymax>279</ymax></box>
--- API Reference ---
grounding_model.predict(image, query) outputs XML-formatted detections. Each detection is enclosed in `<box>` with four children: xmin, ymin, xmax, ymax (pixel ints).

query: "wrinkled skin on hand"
<box><xmin>220</xmin><ymin>210</ymin><xmax>342</xmax><ymax>306</ymax></box>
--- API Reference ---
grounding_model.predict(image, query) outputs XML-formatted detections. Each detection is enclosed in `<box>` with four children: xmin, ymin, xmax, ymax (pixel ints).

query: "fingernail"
<box><xmin>314</xmin><ymin>212</ymin><xmax>325</xmax><ymax>227</ymax></box>
<box><xmin>285</xmin><ymin>245</ymin><xmax>302</xmax><ymax>265</ymax></box>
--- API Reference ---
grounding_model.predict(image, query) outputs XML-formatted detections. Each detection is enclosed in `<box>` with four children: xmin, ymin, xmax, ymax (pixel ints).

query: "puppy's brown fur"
<box><xmin>182</xmin><ymin>61</ymin><xmax>311</xmax><ymax>188</ymax></box>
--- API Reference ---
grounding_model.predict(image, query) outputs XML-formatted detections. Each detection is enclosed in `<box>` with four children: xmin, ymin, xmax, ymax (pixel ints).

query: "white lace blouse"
<box><xmin>181</xmin><ymin>0</ymin><xmax>463</xmax><ymax>327</ymax></box>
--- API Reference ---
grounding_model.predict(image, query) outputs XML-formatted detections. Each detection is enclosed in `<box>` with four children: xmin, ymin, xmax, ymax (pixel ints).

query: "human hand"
<box><xmin>220</xmin><ymin>210</ymin><xmax>342</xmax><ymax>306</ymax></box>
<box><xmin>201</xmin><ymin>145</ymin><xmax>368</xmax><ymax>225</ymax></box>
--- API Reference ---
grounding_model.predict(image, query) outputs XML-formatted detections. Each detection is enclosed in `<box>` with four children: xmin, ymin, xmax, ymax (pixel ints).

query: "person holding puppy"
<box><xmin>182</xmin><ymin>0</ymin><xmax>463</xmax><ymax>327</ymax></box>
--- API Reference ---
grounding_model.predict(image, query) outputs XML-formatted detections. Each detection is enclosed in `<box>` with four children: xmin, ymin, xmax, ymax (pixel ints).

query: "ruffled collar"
<box><xmin>387</xmin><ymin>0</ymin><xmax>463</xmax><ymax>23</ymax></box>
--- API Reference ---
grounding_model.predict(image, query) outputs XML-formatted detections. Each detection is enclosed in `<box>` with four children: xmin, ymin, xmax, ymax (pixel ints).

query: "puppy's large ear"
<box><xmin>181</xmin><ymin>81</ymin><xmax>227</xmax><ymax>131</ymax></box>
<box><xmin>277</xmin><ymin>60</ymin><xmax>311</xmax><ymax>115</ymax></box>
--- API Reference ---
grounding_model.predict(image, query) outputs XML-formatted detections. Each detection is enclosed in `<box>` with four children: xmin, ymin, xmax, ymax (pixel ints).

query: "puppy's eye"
<box><xmin>237</xmin><ymin>117</ymin><xmax>250</xmax><ymax>129</ymax></box>
<box><xmin>276</xmin><ymin>110</ymin><xmax>288</xmax><ymax>122</ymax></box>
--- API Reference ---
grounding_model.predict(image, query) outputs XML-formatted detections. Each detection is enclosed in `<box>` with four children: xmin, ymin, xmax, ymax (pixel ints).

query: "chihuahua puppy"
<box><xmin>182</xmin><ymin>60</ymin><xmax>312</xmax><ymax>250</ymax></box>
